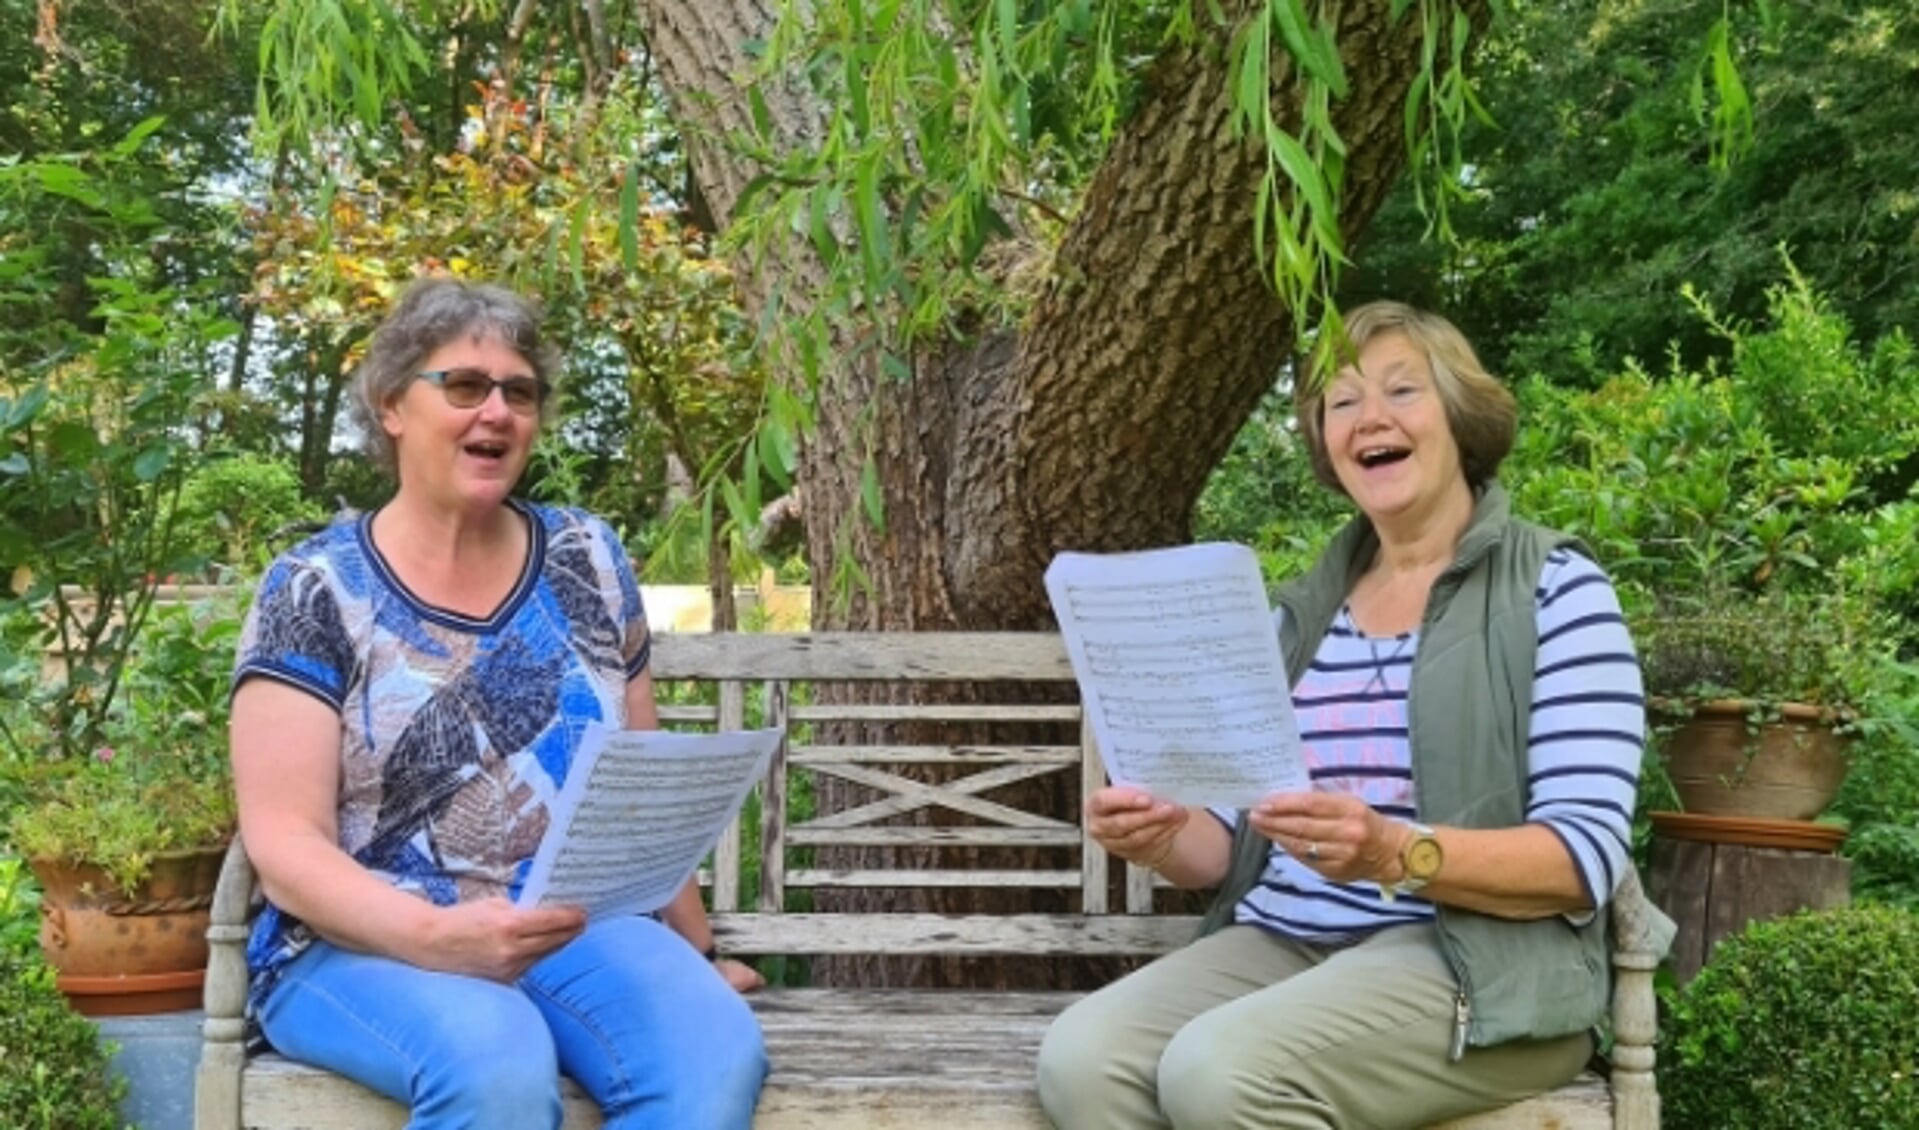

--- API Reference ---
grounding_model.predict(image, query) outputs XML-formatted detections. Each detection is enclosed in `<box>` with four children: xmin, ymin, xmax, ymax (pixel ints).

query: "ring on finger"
<box><xmin>1305</xmin><ymin>840</ymin><xmax>1321</xmax><ymax>861</ymax></box>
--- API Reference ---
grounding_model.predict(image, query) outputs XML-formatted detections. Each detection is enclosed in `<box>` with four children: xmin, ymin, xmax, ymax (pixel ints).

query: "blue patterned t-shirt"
<box><xmin>230</xmin><ymin>498</ymin><xmax>651</xmax><ymax>1017</ymax></box>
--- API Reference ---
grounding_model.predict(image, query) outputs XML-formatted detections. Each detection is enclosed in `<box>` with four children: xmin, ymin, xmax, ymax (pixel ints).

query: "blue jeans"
<box><xmin>258</xmin><ymin>915</ymin><xmax>768</xmax><ymax>1130</ymax></box>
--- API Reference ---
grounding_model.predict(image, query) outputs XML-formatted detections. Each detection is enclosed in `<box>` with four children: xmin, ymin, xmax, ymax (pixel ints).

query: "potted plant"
<box><xmin>0</xmin><ymin>166</ymin><xmax>240</xmax><ymax>1011</ymax></box>
<box><xmin>1636</xmin><ymin>583</ymin><xmax>1884</xmax><ymax>828</ymax></box>
<box><xmin>2</xmin><ymin>599</ymin><xmax>239</xmax><ymax>1015</ymax></box>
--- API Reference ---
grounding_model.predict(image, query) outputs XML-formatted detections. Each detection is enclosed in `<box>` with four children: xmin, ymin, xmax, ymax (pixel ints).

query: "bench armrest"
<box><xmin>1606</xmin><ymin>870</ymin><xmax>1672</xmax><ymax>1130</ymax></box>
<box><xmin>197</xmin><ymin>837</ymin><xmax>255</xmax><ymax>1130</ymax></box>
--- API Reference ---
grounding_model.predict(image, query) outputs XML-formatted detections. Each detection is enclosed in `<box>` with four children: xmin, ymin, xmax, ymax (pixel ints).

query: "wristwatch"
<box><xmin>1383</xmin><ymin>822</ymin><xmax>1442</xmax><ymax>902</ymax></box>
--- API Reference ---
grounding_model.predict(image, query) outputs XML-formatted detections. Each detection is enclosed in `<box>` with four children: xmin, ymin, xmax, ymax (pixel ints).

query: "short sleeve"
<box><xmin>231</xmin><ymin>555</ymin><xmax>357</xmax><ymax>711</ymax></box>
<box><xmin>591</xmin><ymin>515</ymin><xmax>651</xmax><ymax>678</ymax></box>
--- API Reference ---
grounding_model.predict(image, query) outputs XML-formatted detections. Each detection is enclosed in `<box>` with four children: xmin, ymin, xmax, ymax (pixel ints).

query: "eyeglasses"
<box><xmin>416</xmin><ymin>368</ymin><xmax>550</xmax><ymax>416</ymax></box>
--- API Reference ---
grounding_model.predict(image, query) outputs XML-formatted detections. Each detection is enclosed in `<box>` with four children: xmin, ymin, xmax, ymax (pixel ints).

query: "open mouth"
<box><xmin>1356</xmin><ymin>446</ymin><xmax>1410</xmax><ymax>469</ymax></box>
<box><xmin>464</xmin><ymin>440</ymin><xmax>510</xmax><ymax>461</ymax></box>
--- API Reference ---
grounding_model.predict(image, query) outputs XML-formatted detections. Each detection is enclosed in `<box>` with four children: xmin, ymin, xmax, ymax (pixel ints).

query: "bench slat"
<box><xmin>788</xmin><ymin>744</ymin><xmax>1080</xmax><ymax>764</ymax></box>
<box><xmin>787</xmin><ymin>827</ymin><xmax>1082</xmax><ymax>847</ymax></box>
<box><xmin>799</xmin><ymin>760</ymin><xmax>1074</xmax><ymax>829</ymax></box>
<box><xmin>787</xmin><ymin>868</ymin><xmax>1083</xmax><ymax>889</ymax></box>
<box><xmin>649</xmin><ymin>632</ymin><xmax>1073</xmax><ymax>681</ymax></box>
<box><xmin>710</xmin><ymin>913</ymin><xmax>1201</xmax><ymax>955</ymax></box>
<box><xmin>786</xmin><ymin>703</ymin><xmax>1082</xmax><ymax>723</ymax></box>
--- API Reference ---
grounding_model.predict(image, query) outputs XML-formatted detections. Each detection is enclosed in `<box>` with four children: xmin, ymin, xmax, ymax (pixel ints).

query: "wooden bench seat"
<box><xmin>196</xmin><ymin>632</ymin><xmax>1664</xmax><ymax>1129</ymax></box>
<box><xmin>229</xmin><ymin>988</ymin><xmax>1614</xmax><ymax>1129</ymax></box>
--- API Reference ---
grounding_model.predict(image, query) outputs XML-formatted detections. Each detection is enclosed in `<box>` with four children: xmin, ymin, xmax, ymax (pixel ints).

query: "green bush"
<box><xmin>172</xmin><ymin>454</ymin><xmax>324</xmax><ymax>578</ymax></box>
<box><xmin>1661</xmin><ymin>905</ymin><xmax>1919</xmax><ymax>1129</ymax></box>
<box><xmin>1848</xmin><ymin>824</ymin><xmax>1919</xmax><ymax>912</ymax></box>
<box><xmin>0</xmin><ymin>890</ymin><xmax>126</xmax><ymax>1130</ymax></box>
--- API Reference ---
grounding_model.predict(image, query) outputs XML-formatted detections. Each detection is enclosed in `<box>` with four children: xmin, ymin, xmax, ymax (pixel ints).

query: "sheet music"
<box><xmin>1045</xmin><ymin>543</ymin><xmax>1308</xmax><ymax>808</ymax></box>
<box><xmin>516</xmin><ymin>725</ymin><xmax>782</xmax><ymax>919</ymax></box>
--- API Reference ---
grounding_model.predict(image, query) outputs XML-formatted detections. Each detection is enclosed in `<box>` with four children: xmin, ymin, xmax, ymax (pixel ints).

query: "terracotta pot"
<box><xmin>1655</xmin><ymin>700</ymin><xmax>1850</xmax><ymax>821</ymax></box>
<box><xmin>54</xmin><ymin>969</ymin><xmax>207</xmax><ymax>1018</ymax></box>
<box><xmin>28</xmin><ymin>842</ymin><xmax>228</xmax><ymax>997</ymax></box>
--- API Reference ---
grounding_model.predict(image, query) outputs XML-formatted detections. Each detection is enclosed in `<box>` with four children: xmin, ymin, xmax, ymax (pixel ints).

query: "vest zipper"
<box><xmin>1449</xmin><ymin>989</ymin><xmax>1471</xmax><ymax>1062</ymax></box>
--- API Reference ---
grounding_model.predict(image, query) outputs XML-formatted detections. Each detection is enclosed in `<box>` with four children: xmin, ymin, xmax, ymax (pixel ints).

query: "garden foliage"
<box><xmin>1661</xmin><ymin>905</ymin><xmax>1919</xmax><ymax>1129</ymax></box>
<box><xmin>0</xmin><ymin>869</ymin><xmax>126</xmax><ymax>1130</ymax></box>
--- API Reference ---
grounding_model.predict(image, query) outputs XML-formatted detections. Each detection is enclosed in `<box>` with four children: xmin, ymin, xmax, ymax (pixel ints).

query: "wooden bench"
<box><xmin>196</xmin><ymin>632</ymin><xmax>1666</xmax><ymax>1129</ymax></box>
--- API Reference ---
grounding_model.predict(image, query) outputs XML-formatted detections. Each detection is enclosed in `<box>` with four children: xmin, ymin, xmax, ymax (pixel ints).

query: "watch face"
<box><xmin>1407</xmin><ymin>837</ymin><xmax>1444</xmax><ymax>880</ymax></box>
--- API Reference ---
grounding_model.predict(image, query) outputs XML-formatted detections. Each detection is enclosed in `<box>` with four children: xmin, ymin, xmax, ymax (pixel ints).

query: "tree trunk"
<box><xmin>639</xmin><ymin>0</ymin><xmax>1484</xmax><ymax>987</ymax></box>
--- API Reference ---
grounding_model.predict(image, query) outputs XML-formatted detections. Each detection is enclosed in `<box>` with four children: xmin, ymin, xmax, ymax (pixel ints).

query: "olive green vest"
<box><xmin>1197</xmin><ymin>482</ymin><xmax>1613</xmax><ymax>1049</ymax></box>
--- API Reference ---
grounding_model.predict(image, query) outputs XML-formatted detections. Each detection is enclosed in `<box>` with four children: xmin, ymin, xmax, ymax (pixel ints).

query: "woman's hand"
<box><xmin>716</xmin><ymin>957</ymin><xmax>766</xmax><ymax>993</ymax></box>
<box><xmin>1086</xmin><ymin>786</ymin><xmax>1190</xmax><ymax>869</ymax></box>
<box><xmin>1249</xmin><ymin>791</ymin><xmax>1404</xmax><ymax>885</ymax></box>
<box><xmin>417</xmin><ymin>898</ymin><xmax>587</xmax><ymax>983</ymax></box>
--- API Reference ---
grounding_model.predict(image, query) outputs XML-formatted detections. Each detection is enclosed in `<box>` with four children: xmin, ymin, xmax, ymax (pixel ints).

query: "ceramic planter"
<box><xmin>28</xmin><ymin>841</ymin><xmax>229</xmax><ymax>1016</ymax></box>
<box><xmin>1655</xmin><ymin>699</ymin><xmax>1850</xmax><ymax>821</ymax></box>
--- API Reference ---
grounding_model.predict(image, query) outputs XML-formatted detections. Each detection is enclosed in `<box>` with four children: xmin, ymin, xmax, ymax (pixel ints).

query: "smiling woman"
<box><xmin>1040</xmin><ymin>301</ymin><xmax>1654</xmax><ymax>1130</ymax></box>
<box><xmin>226</xmin><ymin>277</ymin><xmax>768</xmax><ymax>1130</ymax></box>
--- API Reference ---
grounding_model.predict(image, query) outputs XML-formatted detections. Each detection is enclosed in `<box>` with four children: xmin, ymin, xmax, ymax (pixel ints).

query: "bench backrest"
<box><xmin>650</xmin><ymin>631</ymin><xmax>1198</xmax><ymax>959</ymax></box>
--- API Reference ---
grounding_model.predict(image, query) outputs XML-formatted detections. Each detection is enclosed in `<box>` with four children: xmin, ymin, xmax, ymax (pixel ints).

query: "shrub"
<box><xmin>1661</xmin><ymin>904</ymin><xmax>1919</xmax><ymax>1129</ymax></box>
<box><xmin>173</xmin><ymin>454</ymin><xmax>324</xmax><ymax>578</ymax></box>
<box><xmin>0</xmin><ymin>888</ymin><xmax>126</xmax><ymax>1129</ymax></box>
<box><xmin>1848</xmin><ymin>824</ymin><xmax>1919</xmax><ymax>912</ymax></box>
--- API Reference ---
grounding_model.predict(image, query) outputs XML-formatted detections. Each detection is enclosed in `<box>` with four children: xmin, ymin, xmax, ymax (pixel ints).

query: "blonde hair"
<box><xmin>1295</xmin><ymin>301</ymin><xmax>1516</xmax><ymax>493</ymax></box>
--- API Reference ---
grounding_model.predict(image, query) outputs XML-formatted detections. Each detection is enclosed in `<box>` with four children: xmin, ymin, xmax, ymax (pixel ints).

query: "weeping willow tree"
<box><xmin>233</xmin><ymin>0</ymin><xmax>1747</xmax><ymax>987</ymax></box>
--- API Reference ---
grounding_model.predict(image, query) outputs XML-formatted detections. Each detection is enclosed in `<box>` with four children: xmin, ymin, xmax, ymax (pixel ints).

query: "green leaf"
<box><xmin>33</xmin><ymin>163</ymin><xmax>103</xmax><ymax>209</ymax></box>
<box><xmin>47</xmin><ymin>421</ymin><xmax>99</xmax><ymax>461</ymax></box>
<box><xmin>6</xmin><ymin>385</ymin><xmax>49</xmax><ymax>427</ymax></box>
<box><xmin>1403</xmin><ymin>69</ymin><xmax>1430</xmax><ymax>151</ymax></box>
<box><xmin>757</xmin><ymin>419</ymin><xmax>793</xmax><ymax>489</ymax></box>
<box><xmin>1231</xmin><ymin>19</ymin><xmax>1268</xmax><ymax>136</ymax></box>
<box><xmin>619</xmin><ymin>163</ymin><xmax>641</xmax><ymax>273</ymax></box>
<box><xmin>1271</xmin><ymin>0</ymin><xmax>1317</xmax><ymax>80</ymax></box>
<box><xmin>719</xmin><ymin>475</ymin><xmax>754</xmax><ymax>534</ymax></box>
<box><xmin>566</xmin><ymin>197</ymin><xmax>589</xmax><ymax>288</ymax></box>
<box><xmin>854</xmin><ymin>158</ymin><xmax>888</xmax><ymax>285</ymax></box>
<box><xmin>859</xmin><ymin>458</ymin><xmax>886</xmax><ymax>532</ymax></box>
<box><xmin>1252</xmin><ymin>167</ymin><xmax>1274</xmax><ymax>270</ymax></box>
<box><xmin>962</xmin><ymin>194</ymin><xmax>1013</xmax><ymax>266</ymax></box>
<box><xmin>809</xmin><ymin>186</ymin><xmax>840</xmax><ymax>267</ymax></box>
<box><xmin>734</xmin><ymin>173</ymin><xmax>777</xmax><ymax>216</ymax></box>
<box><xmin>845</xmin><ymin>55</ymin><xmax>871</xmax><ymax>138</ymax></box>
<box><xmin>995</xmin><ymin>0</ymin><xmax>1019</xmax><ymax>71</ymax></box>
<box><xmin>1010</xmin><ymin>79</ymin><xmax>1032</xmax><ymax>146</ymax></box>
<box><xmin>1264</xmin><ymin>124</ymin><xmax>1335</xmax><ymax>236</ymax></box>
<box><xmin>747</xmin><ymin>85</ymin><xmax>774</xmax><ymax>141</ymax></box>
<box><xmin>133</xmin><ymin>446</ymin><xmax>171</xmax><ymax>482</ymax></box>
<box><xmin>110</xmin><ymin>116</ymin><xmax>168</xmax><ymax>160</ymax></box>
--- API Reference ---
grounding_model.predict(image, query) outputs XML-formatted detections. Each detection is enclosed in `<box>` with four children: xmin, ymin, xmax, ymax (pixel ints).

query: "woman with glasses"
<box><xmin>228</xmin><ymin>277</ymin><xmax>768</xmax><ymax>1129</ymax></box>
<box><xmin>1037</xmin><ymin>302</ymin><xmax>1645</xmax><ymax>1128</ymax></box>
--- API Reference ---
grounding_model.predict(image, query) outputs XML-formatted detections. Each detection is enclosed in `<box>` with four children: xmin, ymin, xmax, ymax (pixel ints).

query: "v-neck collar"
<box><xmin>358</xmin><ymin>498</ymin><xmax>542</xmax><ymax>633</ymax></box>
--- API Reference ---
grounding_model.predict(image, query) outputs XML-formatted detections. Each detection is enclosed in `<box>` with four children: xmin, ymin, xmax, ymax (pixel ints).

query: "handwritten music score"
<box><xmin>1045</xmin><ymin>543</ymin><xmax>1309</xmax><ymax>808</ymax></box>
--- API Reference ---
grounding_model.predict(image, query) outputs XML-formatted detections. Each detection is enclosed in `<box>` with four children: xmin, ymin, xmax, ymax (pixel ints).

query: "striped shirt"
<box><xmin>1215</xmin><ymin>548</ymin><xmax>1643</xmax><ymax>944</ymax></box>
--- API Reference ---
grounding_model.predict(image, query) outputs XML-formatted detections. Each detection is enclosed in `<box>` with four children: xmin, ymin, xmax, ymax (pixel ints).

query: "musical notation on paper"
<box><xmin>1045</xmin><ymin>543</ymin><xmax>1308</xmax><ymax>807</ymax></box>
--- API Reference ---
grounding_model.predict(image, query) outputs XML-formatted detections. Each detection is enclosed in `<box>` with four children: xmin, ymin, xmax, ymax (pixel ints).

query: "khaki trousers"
<box><xmin>1036</xmin><ymin>924</ymin><xmax>1591</xmax><ymax>1130</ymax></box>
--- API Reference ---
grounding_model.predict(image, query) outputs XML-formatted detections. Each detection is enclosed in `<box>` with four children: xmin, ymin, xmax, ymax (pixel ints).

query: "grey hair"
<box><xmin>348</xmin><ymin>277</ymin><xmax>562</xmax><ymax>473</ymax></box>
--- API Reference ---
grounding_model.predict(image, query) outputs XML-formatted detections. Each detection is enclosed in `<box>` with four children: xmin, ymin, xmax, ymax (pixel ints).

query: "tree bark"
<box><xmin>637</xmin><ymin>0</ymin><xmax>1486</xmax><ymax>987</ymax></box>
